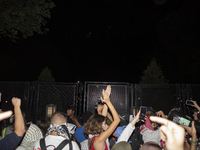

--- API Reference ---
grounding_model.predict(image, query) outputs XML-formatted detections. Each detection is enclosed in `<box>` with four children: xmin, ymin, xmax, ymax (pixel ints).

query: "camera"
<box><xmin>97</xmin><ymin>97</ymin><xmax>104</xmax><ymax>105</ymax></box>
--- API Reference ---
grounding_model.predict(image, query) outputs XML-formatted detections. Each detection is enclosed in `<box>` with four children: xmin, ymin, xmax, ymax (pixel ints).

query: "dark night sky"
<box><xmin>0</xmin><ymin>0</ymin><xmax>199</xmax><ymax>83</ymax></box>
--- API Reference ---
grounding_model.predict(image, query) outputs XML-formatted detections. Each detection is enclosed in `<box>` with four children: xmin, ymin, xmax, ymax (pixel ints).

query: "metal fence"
<box><xmin>1</xmin><ymin>81</ymin><xmax>200</xmax><ymax>124</ymax></box>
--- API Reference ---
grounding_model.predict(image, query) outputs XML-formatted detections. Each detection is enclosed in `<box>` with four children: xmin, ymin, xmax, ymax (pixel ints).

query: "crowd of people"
<box><xmin>0</xmin><ymin>85</ymin><xmax>200</xmax><ymax>150</ymax></box>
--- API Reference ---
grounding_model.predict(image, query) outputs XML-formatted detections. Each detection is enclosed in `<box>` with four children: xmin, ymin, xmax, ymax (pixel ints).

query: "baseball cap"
<box><xmin>146</xmin><ymin>106</ymin><xmax>156</xmax><ymax>112</ymax></box>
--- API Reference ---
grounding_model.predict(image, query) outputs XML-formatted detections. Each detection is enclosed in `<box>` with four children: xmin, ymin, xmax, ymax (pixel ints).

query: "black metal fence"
<box><xmin>1</xmin><ymin>81</ymin><xmax>200</xmax><ymax>124</ymax></box>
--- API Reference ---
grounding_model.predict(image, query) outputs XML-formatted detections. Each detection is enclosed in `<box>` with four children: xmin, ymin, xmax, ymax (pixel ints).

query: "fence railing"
<box><xmin>1</xmin><ymin>81</ymin><xmax>200</xmax><ymax>124</ymax></box>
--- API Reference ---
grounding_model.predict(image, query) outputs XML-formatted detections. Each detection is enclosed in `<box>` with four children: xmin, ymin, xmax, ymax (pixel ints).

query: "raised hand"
<box><xmin>12</xmin><ymin>97</ymin><xmax>21</xmax><ymax>107</ymax></box>
<box><xmin>150</xmin><ymin>116</ymin><xmax>185</xmax><ymax>150</ymax></box>
<box><xmin>191</xmin><ymin>100</ymin><xmax>200</xmax><ymax>108</ymax></box>
<box><xmin>105</xmin><ymin>85</ymin><xmax>111</xmax><ymax>97</ymax></box>
<box><xmin>101</xmin><ymin>86</ymin><xmax>111</xmax><ymax>104</ymax></box>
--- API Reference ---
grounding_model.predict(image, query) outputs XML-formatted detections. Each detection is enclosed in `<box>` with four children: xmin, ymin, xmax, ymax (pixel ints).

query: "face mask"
<box><xmin>102</xmin><ymin>124</ymin><xmax>108</xmax><ymax>131</ymax></box>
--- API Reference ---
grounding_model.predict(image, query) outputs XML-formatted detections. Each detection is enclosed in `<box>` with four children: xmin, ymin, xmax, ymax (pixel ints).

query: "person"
<box><xmin>75</xmin><ymin>111</ymin><xmax>93</xmax><ymax>143</ymax></box>
<box><xmin>80</xmin><ymin>85</ymin><xmax>112</xmax><ymax>150</ymax></box>
<box><xmin>32</xmin><ymin>112</ymin><xmax>80</xmax><ymax>150</ymax></box>
<box><xmin>111</xmin><ymin>141</ymin><xmax>132</xmax><ymax>150</ymax></box>
<box><xmin>140</xmin><ymin>141</ymin><xmax>162</xmax><ymax>150</ymax></box>
<box><xmin>109</xmin><ymin>111</ymin><xmax>144</xmax><ymax>150</ymax></box>
<box><xmin>150</xmin><ymin>116</ymin><xmax>185</xmax><ymax>150</ymax></box>
<box><xmin>84</xmin><ymin>85</ymin><xmax>120</xmax><ymax>150</ymax></box>
<box><xmin>190</xmin><ymin>100</ymin><xmax>200</xmax><ymax>122</ymax></box>
<box><xmin>115</xmin><ymin>111</ymin><xmax>143</xmax><ymax>148</ymax></box>
<box><xmin>16</xmin><ymin>110</ymin><xmax>43</xmax><ymax>150</ymax></box>
<box><xmin>181</xmin><ymin>121</ymin><xmax>198</xmax><ymax>150</ymax></box>
<box><xmin>4</xmin><ymin>114</ymin><xmax>15</xmax><ymax>136</ymax></box>
<box><xmin>140</xmin><ymin>107</ymin><xmax>166</xmax><ymax>146</ymax></box>
<box><xmin>37</xmin><ymin>118</ymin><xmax>49</xmax><ymax>136</ymax></box>
<box><xmin>66</xmin><ymin>105</ymin><xmax>83</xmax><ymax>128</ymax></box>
<box><xmin>0</xmin><ymin>97</ymin><xmax>25</xmax><ymax>150</ymax></box>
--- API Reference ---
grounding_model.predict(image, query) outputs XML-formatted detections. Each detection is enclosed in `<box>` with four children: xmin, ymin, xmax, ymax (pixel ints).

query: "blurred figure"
<box><xmin>0</xmin><ymin>97</ymin><xmax>25</xmax><ymax>150</ymax></box>
<box><xmin>66</xmin><ymin>105</ymin><xmax>83</xmax><ymax>128</ymax></box>
<box><xmin>84</xmin><ymin>85</ymin><xmax>120</xmax><ymax>150</ymax></box>
<box><xmin>16</xmin><ymin>110</ymin><xmax>43</xmax><ymax>150</ymax></box>
<box><xmin>32</xmin><ymin>112</ymin><xmax>80</xmax><ymax>150</ymax></box>
<box><xmin>37</xmin><ymin>118</ymin><xmax>49</xmax><ymax>137</ymax></box>
<box><xmin>75</xmin><ymin>111</ymin><xmax>93</xmax><ymax>143</ymax></box>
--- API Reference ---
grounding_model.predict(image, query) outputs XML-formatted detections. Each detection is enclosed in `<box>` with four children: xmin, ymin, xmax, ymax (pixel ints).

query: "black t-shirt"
<box><xmin>0</xmin><ymin>132</ymin><xmax>22</xmax><ymax>150</ymax></box>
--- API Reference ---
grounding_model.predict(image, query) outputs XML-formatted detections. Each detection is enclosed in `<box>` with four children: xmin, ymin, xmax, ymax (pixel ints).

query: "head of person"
<box><xmin>192</xmin><ymin>108</ymin><xmax>200</xmax><ymax>121</ymax></box>
<box><xmin>51</xmin><ymin>112</ymin><xmax>67</xmax><ymax>126</ymax></box>
<box><xmin>112</xmin><ymin>141</ymin><xmax>132</xmax><ymax>150</ymax></box>
<box><xmin>47</xmin><ymin>112</ymin><xmax>69</xmax><ymax>138</ymax></box>
<box><xmin>146</xmin><ymin>106</ymin><xmax>155</xmax><ymax>116</ymax></box>
<box><xmin>140</xmin><ymin>141</ymin><xmax>162</xmax><ymax>150</ymax></box>
<box><xmin>66</xmin><ymin>105</ymin><xmax>76</xmax><ymax>117</ymax></box>
<box><xmin>84</xmin><ymin>114</ymin><xmax>106</xmax><ymax>136</ymax></box>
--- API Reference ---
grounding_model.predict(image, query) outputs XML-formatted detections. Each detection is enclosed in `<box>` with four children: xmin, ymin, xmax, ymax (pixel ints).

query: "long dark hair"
<box><xmin>37</xmin><ymin>119</ymin><xmax>49</xmax><ymax>136</ymax></box>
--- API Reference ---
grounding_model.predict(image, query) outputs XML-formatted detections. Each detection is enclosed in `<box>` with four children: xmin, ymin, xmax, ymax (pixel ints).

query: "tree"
<box><xmin>37</xmin><ymin>67</ymin><xmax>55</xmax><ymax>82</ymax></box>
<box><xmin>0</xmin><ymin>0</ymin><xmax>55</xmax><ymax>42</ymax></box>
<box><xmin>140</xmin><ymin>58</ymin><xmax>169</xmax><ymax>84</ymax></box>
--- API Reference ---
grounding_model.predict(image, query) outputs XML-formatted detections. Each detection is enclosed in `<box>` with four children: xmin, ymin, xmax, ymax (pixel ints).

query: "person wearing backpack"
<box><xmin>32</xmin><ymin>112</ymin><xmax>80</xmax><ymax>150</ymax></box>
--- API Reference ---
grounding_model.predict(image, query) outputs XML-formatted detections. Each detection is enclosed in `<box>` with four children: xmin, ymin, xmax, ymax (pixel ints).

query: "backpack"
<box><xmin>40</xmin><ymin>125</ymin><xmax>73</xmax><ymax>150</ymax></box>
<box><xmin>129</xmin><ymin>126</ymin><xmax>144</xmax><ymax>150</ymax></box>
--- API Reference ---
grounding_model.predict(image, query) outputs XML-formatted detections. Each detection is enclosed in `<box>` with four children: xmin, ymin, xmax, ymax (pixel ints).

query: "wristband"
<box><xmin>190</xmin><ymin>141</ymin><xmax>198</xmax><ymax>146</ymax></box>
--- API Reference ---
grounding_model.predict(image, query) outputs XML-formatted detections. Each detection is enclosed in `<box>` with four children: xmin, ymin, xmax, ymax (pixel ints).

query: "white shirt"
<box><xmin>116</xmin><ymin>123</ymin><xmax>135</xmax><ymax>143</ymax></box>
<box><xmin>32</xmin><ymin>135</ymin><xmax>80</xmax><ymax>150</ymax></box>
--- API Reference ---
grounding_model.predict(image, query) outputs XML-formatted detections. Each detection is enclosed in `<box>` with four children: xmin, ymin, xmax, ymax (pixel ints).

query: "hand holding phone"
<box><xmin>186</xmin><ymin>100</ymin><xmax>194</xmax><ymax>106</ymax></box>
<box><xmin>139</xmin><ymin>106</ymin><xmax>147</xmax><ymax>121</ymax></box>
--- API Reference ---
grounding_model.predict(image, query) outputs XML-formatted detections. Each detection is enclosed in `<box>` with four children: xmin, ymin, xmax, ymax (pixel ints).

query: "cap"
<box><xmin>146</xmin><ymin>106</ymin><xmax>156</xmax><ymax>112</ymax></box>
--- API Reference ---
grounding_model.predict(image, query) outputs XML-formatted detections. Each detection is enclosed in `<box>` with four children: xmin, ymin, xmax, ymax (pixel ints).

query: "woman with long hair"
<box><xmin>84</xmin><ymin>85</ymin><xmax>120</xmax><ymax>150</ymax></box>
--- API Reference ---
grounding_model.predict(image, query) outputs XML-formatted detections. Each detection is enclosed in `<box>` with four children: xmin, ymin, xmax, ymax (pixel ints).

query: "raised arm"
<box><xmin>191</xmin><ymin>100</ymin><xmax>200</xmax><ymax>111</ymax></box>
<box><xmin>0</xmin><ymin>110</ymin><xmax>13</xmax><ymax>121</ymax></box>
<box><xmin>12</xmin><ymin>97</ymin><xmax>25</xmax><ymax>137</ymax></box>
<box><xmin>96</xmin><ymin>87</ymin><xmax>120</xmax><ymax>143</ymax></box>
<box><xmin>181</xmin><ymin>121</ymin><xmax>198</xmax><ymax>150</ymax></box>
<box><xmin>117</xmin><ymin>111</ymin><xmax>140</xmax><ymax>143</ymax></box>
<box><xmin>101</xmin><ymin>85</ymin><xmax>111</xmax><ymax>117</ymax></box>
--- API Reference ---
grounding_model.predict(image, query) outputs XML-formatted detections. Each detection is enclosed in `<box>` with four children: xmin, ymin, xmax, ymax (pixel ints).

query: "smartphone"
<box><xmin>186</xmin><ymin>100</ymin><xmax>194</xmax><ymax>106</ymax></box>
<box><xmin>139</xmin><ymin>106</ymin><xmax>147</xmax><ymax>121</ymax></box>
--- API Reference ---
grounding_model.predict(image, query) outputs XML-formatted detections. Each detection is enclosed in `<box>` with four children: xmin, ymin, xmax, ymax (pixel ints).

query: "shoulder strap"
<box><xmin>60</xmin><ymin>124</ymin><xmax>71</xmax><ymax>139</ymax></box>
<box><xmin>55</xmin><ymin>139</ymin><xmax>73</xmax><ymax>150</ymax></box>
<box><xmin>40</xmin><ymin>138</ymin><xmax>47</xmax><ymax>150</ymax></box>
<box><xmin>89</xmin><ymin>136</ymin><xmax>95</xmax><ymax>149</ymax></box>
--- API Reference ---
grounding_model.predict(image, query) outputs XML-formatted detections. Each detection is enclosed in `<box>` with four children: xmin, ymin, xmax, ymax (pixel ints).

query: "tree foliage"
<box><xmin>0</xmin><ymin>0</ymin><xmax>55</xmax><ymax>42</ymax></box>
<box><xmin>37</xmin><ymin>67</ymin><xmax>55</xmax><ymax>82</ymax></box>
<box><xmin>140</xmin><ymin>58</ymin><xmax>169</xmax><ymax>84</ymax></box>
